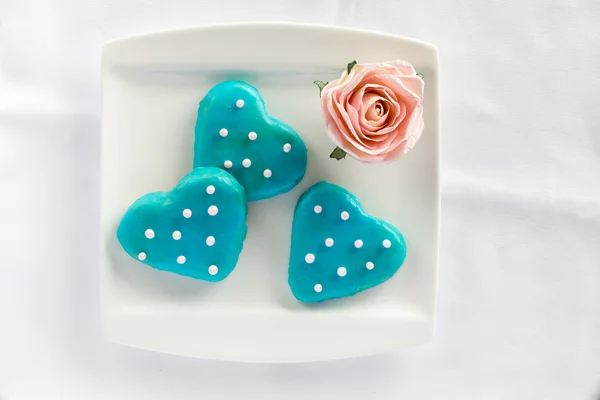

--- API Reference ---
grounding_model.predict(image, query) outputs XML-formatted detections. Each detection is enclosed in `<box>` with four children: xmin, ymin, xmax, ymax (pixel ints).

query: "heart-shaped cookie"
<box><xmin>288</xmin><ymin>181</ymin><xmax>407</xmax><ymax>302</ymax></box>
<box><xmin>193</xmin><ymin>80</ymin><xmax>308</xmax><ymax>202</ymax></box>
<box><xmin>117</xmin><ymin>167</ymin><xmax>247</xmax><ymax>281</ymax></box>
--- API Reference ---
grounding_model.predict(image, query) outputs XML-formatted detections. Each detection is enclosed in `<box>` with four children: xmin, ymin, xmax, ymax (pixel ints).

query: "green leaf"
<box><xmin>347</xmin><ymin>60</ymin><xmax>357</xmax><ymax>75</ymax></box>
<box><xmin>329</xmin><ymin>146</ymin><xmax>347</xmax><ymax>160</ymax></box>
<box><xmin>313</xmin><ymin>80</ymin><xmax>328</xmax><ymax>97</ymax></box>
<box><xmin>416</xmin><ymin>72</ymin><xmax>424</xmax><ymax>79</ymax></box>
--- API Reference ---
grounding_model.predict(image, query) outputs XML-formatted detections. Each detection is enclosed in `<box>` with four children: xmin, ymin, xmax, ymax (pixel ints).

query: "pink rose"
<box><xmin>321</xmin><ymin>60</ymin><xmax>425</xmax><ymax>163</ymax></box>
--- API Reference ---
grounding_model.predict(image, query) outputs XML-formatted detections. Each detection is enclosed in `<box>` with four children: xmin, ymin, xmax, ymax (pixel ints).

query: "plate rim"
<box><xmin>102</xmin><ymin>22</ymin><xmax>439</xmax><ymax>54</ymax></box>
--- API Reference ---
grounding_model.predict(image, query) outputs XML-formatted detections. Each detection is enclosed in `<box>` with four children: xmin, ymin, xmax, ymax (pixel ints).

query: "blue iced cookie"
<box><xmin>289</xmin><ymin>181</ymin><xmax>407</xmax><ymax>302</ymax></box>
<box><xmin>117</xmin><ymin>167</ymin><xmax>247</xmax><ymax>281</ymax></box>
<box><xmin>193</xmin><ymin>81</ymin><xmax>308</xmax><ymax>202</ymax></box>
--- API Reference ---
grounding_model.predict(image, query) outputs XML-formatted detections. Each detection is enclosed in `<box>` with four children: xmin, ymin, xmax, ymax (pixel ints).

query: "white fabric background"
<box><xmin>1</xmin><ymin>0</ymin><xmax>600</xmax><ymax>399</ymax></box>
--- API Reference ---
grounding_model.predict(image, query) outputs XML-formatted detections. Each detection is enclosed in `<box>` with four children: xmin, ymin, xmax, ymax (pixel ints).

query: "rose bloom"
<box><xmin>321</xmin><ymin>60</ymin><xmax>425</xmax><ymax>163</ymax></box>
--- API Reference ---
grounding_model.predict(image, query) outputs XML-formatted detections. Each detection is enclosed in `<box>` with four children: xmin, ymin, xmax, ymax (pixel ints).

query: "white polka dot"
<box><xmin>248</xmin><ymin>131</ymin><xmax>257</xmax><ymax>140</ymax></box>
<box><xmin>325</xmin><ymin>238</ymin><xmax>334</xmax><ymax>247</ymax></box>
<box><xmin>366</xmin><ymin>261</ymin><xmax>375</xmax><ymax>270</ymax></box>
<box><xmin>183</xmin><ymin>209</ymin><xmax>192</xmax><ymax>218</ymax></box>
<box><xmin>263</xmin><ymin>169</ymin><xmax>272</xmax><ymax>178</ymax></box>
<box><xmin>305</xmin><ymin>253</ymin><xmax>315</xmax><ymax>264</ymax></box>
<box><xmin>172</xmin><ymin>230</ymin><xmax>182</xmax><ymax>240</ymax></box>
<box><xmin>314</xmin><ymin>205</ymin><xmax>322</xmax><ymax>214</ymax></box>
<box><xmin>341</xmin><ymin>211</ymin><xmax>349</xmax><ymax>220</ymax></box>
<box><xmin>283</xmin><ymin>143</ymin><xmax>292</xmax><ymax>153</ymax></box>
<box><xmin>177</xmin><ymin>255</ymin><xmax>186</xmax><ymax>264</ymax></box>
<box><xmin>236</xmin><ymin>99</ymin><xmax>244</xmax><ymax>108</ymax></box>
<box><xmin>337</xmin><ymin>267</ymin><xmax>347</xmax><ymax>277</ymax></box>
<box><xmin>383</xmin><ymin>239</ymin><xmax>392</xmax><ymax>248</ymax></box>
<box><xmin>219</xmin><ymin>128</ymin><xmax>228</xmax><ymax>137</ymax></box>
<box><xmin>206</xmin><ymin>185</ymin><xmax>215</xmax><ymax>194</ymax></box>
<box><xmin>208</xmin><ymin>205</ymin><xmax>218</xmax><ymax>216</ymax></box>
<box><xmin>138</xmin><ymin>252</ymin><xmax>147</xmax><ymax>261</ymax></box>
<box><xmin>242</xmin><ymin>158</ymin><xmax>251</xmax><ymax>168</ymax></box>
<box><xmin>206</xmin><ymin>236</ymin><xmax>215</xmax><ymax>246</ymax></box>
<box><xmin>224</xmin><ymin>160</ymin><xmax>233</xmax><ymax>169</ymax></box>
<box><xmin>314</xmin><ymin>284</ymin><xmax>323</xmax><ymax>293</ymax></box>
<box><xmin>354</xmin><ymin>239</ymin><xmax>363</xmax><ymax>248</ymax></box>
<box><xmin>208</xmin><ymin>265</ymin><xmax>219</xmax><ymax>275</ymax></box>
<box><xmin>145</xmin><ymin>229</ymin><xmax>155</xmax><ymax>239</ymax></box>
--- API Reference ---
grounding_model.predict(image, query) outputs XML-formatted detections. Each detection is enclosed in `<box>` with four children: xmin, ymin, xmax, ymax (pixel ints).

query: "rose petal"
<box><xmin>360</xmin><ymin>100</ymin><xmax>392</xmax><ymax>139</ymax></box>
<box><xmin>321</xmin><ymin>70</ymin><xmax>380</xmax><ymax>158</ymax></box>
<box><xmin>348</xmin><ymin>87</ymin><xmax>369</xmax><ymax>120</ymax></box>
<box><xmin>363</xmin><ymin>92</ymin><xmax>384</xmax><ymax>111</ymax></box>
<box><xmin>345</xmin><ymin>104</ymin><xmax>385</xmax><ymax>153</ymax></box>
<box><xmin>399</xmin><ymin>76</ymin><xmax>425</xmax><ymax>101</ymax></box>
<box><xmin>376</xmin><ymin>92</ymin><xmax>407</xmax><ymax>135</ymax></box>
<box><xmin>340</xmin><ymin>64</ymin><xmax>383</xmax><ymax>99</ymax></box>
<box><xmin>364</xmin><ymin>100</ymin><xmax>385</xmax><ymax>122</ymax></box>
<box><xmin>359</xmin><ymin>85</ymin><xmax>401</xmax><ymax>136</ymax></box>
<box><xmin>355</xmin><ymin>85</ymin><xmax>391</xmax><ymax>122</ymax></box>
<box><xmin>348</xmin><ymin>79</ymin><xmax>407</xmax><ymax>144</ymax></box>
<box><xmin>380</xmin><ymin>74</ymin><xmax>423</xmax><ymax>102</ymax></box>
<box><xmin>384</xmin><ymin>105</ymin><xmax>424</xmax><ymax>161</ymax></box>
<box><xmin>328</xmin><ymin>90</ymin><xmax>378</xmax><ymax>155</ymax></box>
<box><xmin>338</xmin><ymin>83</ymin><xmax>387</xmax><ymax>149</ymax></box>
<box><xmin>388</xmin><ymin>103</ymin><xmax>423</xmax><ymax>154</ymax></box>
<box><xmin>362</xmin><ymin>94</ymin><xmax>389</xmax><ymax>129</ymax></box>
<box><xmin>386</xmin><ymin>59</ymin><xmax>417</xmax><ymax>76</ymax></box>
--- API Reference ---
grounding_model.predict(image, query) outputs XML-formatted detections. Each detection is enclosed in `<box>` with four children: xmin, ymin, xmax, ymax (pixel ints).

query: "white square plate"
<box><xmin>100</xmin><ymin>23</ymin><xmax>440</xmax><ymax>362</ymax></box>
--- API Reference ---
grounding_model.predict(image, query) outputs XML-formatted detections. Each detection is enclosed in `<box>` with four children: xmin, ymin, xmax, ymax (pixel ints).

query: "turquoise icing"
<box><xmin>117</xmin><ymin>167</ymin><xmax>247</xmax><ymax>281</ymax></box>
<box><xmin>289</xmin><ymin>181</ymin><xmax>407</xmax><ymax>302</ymax></box>
<box><xmin>193</xmin><ymin>81</ymin><xmax>308</xmax><ymax>202</ymax></box>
